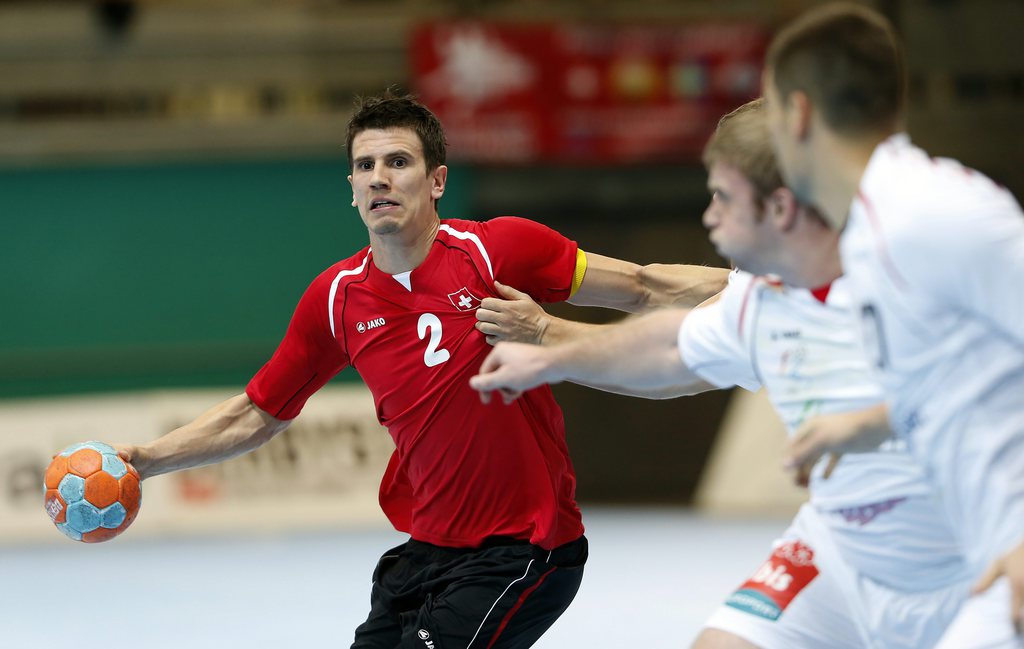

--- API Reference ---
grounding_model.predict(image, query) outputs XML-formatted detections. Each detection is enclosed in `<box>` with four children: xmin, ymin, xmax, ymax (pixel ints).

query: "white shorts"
<box><xmin>934</xmin><ymin>577</ymin><xmax>1020</xmax><ymax>649</ymax></box>
<box><xmin>702</xmin><ymin>504</ymin><xmax>1018</xmax><ymax>649</ymax></box>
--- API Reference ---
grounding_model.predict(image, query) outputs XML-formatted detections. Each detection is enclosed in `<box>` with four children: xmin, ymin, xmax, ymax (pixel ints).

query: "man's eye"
<box><xmin>358</xmin><ymin>162</ymin><xmax>372</xmax><ymax>171</ymax></box>
<box><xmin>393</xmin><ymin>159</ymin><xmax>406</xmax><ymax>168</ymax></box>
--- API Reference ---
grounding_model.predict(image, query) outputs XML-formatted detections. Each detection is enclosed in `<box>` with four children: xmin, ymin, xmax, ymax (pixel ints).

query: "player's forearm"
<box><xmin>542</xmin><ymin>312</ymin><xmax>714</xmax><ymax>395</ymax></box>
<box><xmin>841</xmin><ymin>403</ymin><xmax>893</xmax><ymax>451</ymax></box>
<box><xmin>571</xmin><ymin>377</ymin><xmax>715</xmax><ymax>400</ymax></box>
<box><xmin>538</xmin><ymin>316</ymin><xmax>604</xmax><ymax>346</ymax></box>
<box><xmin>546</xmin><ymin>308</ymin><xmax>696</xmax><ymax>390</ymax></box>
<box><xmin>639</xmin><ymin>264</ymin><xmax>731</xmax><ymax>309</ymax></box>
<box><xmin>131</xmin><ymin>394</ymin><xmax>290</xmax><ymax>479</ymax></box>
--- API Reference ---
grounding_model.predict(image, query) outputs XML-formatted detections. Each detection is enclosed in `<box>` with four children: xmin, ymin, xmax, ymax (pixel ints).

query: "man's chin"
<box><xmin>727</xmin><ymin>257</ymin><xmax>764</xmax><ymax>277</ymax></box>
<box><xmin>712</xmin><ymin>243</ymin><xmax>736</xmax><ymax>265</ymax></box>
<box><xmin>368</xmin><ymin>218</ymin><xmax>401</xmax><ymax>236</ymax></box>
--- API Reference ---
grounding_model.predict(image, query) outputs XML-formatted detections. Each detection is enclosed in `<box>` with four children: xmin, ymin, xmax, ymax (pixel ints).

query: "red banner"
<box><xmin>411</xmin><ymin>22</ymin><xmax>768</xmax><ymax>164</ymax></box>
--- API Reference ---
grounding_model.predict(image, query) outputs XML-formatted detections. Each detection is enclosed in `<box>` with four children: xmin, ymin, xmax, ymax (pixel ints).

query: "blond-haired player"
<box><xmin>471</xmin><ymin>98</ymin><xmax>1014</xmax><ymax>648</ymax></box>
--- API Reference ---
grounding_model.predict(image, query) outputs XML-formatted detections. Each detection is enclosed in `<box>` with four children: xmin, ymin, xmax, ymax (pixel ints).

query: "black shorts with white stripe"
<box><xmin>351</xmin><ymin>534</ymin><xmax>588</xmax><ymax>649</ymax></box>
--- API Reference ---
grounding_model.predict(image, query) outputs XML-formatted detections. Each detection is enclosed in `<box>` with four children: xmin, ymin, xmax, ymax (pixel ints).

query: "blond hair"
<box><xmin>702</xmin><ymin>98</ymin><xmax>783</xmax><ymax>200</ymax></box>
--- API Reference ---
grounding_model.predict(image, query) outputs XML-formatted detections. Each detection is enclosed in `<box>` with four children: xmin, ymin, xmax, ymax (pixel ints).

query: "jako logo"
<box><xmin>358</xmin><ymin>317</ymin><xmax>386</xmax><ymax>334</ymax></box>
<box><xmin>418</xmin><ymin>629</ymin><xmax>434</xmax><ymax>647</ymax></box>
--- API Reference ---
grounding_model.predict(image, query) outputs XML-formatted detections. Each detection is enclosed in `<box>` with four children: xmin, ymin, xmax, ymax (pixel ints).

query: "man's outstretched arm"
<box><xmin>470</xmin><ymin>308</ymin><xmax>711</xmax><ymax>404</ymax></box>
<box><xmin>117</xmin><ymin>394</ymin><xmax>290</xmax><ymax>480</ymax></box>
<box><xmin>476</xmin><ymin>260</ymin><xmax>727</xmax><ymax>347</ymax></box>
<box><xmin>568</xmin><ymin>253</ymin><xmax>729</xmax><ymax>312</ymax></box>
<box><xmin>475</xmin><ymin>281</ymin><xmax>601</xmax><ymax>346</ymax></box>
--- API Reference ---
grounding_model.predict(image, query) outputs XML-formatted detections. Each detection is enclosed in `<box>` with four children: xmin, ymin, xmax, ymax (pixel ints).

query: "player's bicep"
<box><xmin>567</xmin><ymin>251</ymin><xmax>647</xmax><ymax>311</ymax></box>
<box><xmin>677</xmin><ymin>293</ymin><xmax>760</xmax><ymax>392</ymax></box>
<box><xmin>656</xmin><ymin>342</ymin><xmax>719</xmax><ymax>396</ymax></box>
<box><xmin>573</xmin><ymin>371</ymin><xmax>717</xmax><ymax>400</ymax></box>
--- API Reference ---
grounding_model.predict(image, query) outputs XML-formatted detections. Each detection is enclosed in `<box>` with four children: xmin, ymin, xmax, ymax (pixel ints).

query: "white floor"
<box><xmin>1</xmin><ymin>507</ymin><xmax>786</xmax><ymax>648</ymax></box>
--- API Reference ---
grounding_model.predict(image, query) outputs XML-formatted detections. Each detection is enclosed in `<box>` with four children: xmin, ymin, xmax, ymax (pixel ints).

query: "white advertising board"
<box><xmin>0</xmin><ymin>385</ymin><xmax>393</xmax><ymax>544</ymax></box>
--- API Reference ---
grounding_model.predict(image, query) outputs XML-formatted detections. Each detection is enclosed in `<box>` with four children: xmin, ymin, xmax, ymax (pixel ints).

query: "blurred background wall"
<box><xmin>2</xmin><ymin>0</ymin><xmax>1021</xmax><ymax>540</ymax></box>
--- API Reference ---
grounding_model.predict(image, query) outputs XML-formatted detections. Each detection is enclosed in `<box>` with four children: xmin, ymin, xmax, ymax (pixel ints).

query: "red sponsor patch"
<box><xmin>726</xmin><ymin>540</ymin><xmax>819</xmax><ymax>620</ymax></box>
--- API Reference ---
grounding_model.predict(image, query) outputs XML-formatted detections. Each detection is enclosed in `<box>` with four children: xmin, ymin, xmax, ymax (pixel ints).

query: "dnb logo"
<box><xmin>725</xmin><ymin>540</ymin><xmax>819</xmax><ymax>621</ymax></box>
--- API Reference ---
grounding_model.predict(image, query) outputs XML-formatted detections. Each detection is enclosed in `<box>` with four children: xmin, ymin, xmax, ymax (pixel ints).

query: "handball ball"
<box><xmin>43</xmin><ymin>441</ymin><xmax>141</xmax><ymax>542</ymax></box>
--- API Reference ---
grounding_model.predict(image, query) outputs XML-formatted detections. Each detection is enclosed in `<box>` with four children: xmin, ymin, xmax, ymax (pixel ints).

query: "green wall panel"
<box><xmin>1</xmin><ymin>157</ymin><xmax>471</xmax><ymax>397</ymax></box>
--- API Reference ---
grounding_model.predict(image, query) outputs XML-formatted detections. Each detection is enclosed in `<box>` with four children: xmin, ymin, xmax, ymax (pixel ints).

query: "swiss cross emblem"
<box><xmin>448</xmin><ymin>287</ymin><xmax>481</xmax><ymax>311</ymax></box>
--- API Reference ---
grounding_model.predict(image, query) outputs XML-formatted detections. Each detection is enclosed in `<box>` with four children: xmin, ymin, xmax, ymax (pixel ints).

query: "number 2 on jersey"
<box><xmin>417</xmin><ymin>313</ymin><xmax>451</xmax><ymax>367</ymax></box>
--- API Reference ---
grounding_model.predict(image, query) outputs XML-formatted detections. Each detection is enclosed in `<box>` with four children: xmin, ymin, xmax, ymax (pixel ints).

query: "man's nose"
<box><xmin>369</xmin><ymin>164</ymin><xmax>390</xmax><ymax>189</ymax></box>
<box><xmin>702</xmin><ymin>205</ymin><xmax>717</xmax><ymax>229</ymax></box>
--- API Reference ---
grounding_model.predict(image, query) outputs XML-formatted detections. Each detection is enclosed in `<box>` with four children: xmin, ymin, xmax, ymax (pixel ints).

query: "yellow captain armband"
<box><xmin>570</xmin><ymin>248</ymin><xmax>588</xmax><ymax>297</ymax></box>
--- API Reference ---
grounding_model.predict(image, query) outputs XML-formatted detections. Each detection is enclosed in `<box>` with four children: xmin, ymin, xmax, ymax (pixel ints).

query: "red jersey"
<box><xmin>246</xmin><ymin>217</ymin><xmax>585</xmax><ymax>550</ymax></box>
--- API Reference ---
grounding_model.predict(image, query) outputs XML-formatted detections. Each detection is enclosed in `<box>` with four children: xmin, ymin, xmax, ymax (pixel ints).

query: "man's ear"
<box><xmin>430</xmin><ymin>165</ymin><xmax>448</xmax><ymax>201</ymax></box>
<box><xmin>768</xmin><ymin>186</ymin><xmax>800</xmax><ymax>231</ymax></box>
<box><xmin>788</xmin><ymin>90</ymin><xmax>812</xmax><ymax>141</ymax></box>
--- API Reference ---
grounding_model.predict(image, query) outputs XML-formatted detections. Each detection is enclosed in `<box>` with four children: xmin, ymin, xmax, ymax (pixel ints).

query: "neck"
<box><xmin>814</xmin><ymin>130</ymin><xmax>889</xmax><ymax>232</ymax></box>
<box><xmin>776</xmin><ymin>227</ymin><xmax>844</xmax><ymax>289</ymax></box>
<box><xmin>369</xmin><ymin>217</ymin><xmax>440</xmax><ymax>274</ymax></box>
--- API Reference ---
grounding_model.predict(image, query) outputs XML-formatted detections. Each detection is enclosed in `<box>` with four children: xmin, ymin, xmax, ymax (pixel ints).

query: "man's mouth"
<box><xmin>370</xmin><ymin>199</ymin><xmax>400</xmax><ymax>211</ymax></box>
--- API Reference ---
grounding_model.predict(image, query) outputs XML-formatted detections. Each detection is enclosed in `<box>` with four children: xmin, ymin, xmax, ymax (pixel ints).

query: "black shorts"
<box><xmin>351</xmin><ymin>534</ymin><xmax>588</xmax><ymax>649</ymax></box>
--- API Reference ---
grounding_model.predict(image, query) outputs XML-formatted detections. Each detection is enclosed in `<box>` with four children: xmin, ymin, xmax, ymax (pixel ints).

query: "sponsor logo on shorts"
<box><xmin>418</xmin><ymin>629</ymin><xmax>434</xmax><ymax>648</ymax></box>
<box><xmin>725</xmin><ymin>540</ymin><xmax>819</xmax><ymax>621</ymax></box>
<box><xmin>831</xmin><ymin>496</ymin><xmax>908</xmax><ymax>526</ymax></box>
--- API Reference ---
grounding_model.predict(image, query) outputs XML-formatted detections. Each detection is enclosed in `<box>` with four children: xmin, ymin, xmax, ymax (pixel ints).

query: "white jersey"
<box><xmin>842</xmin><ymin>134</ymin><xmax>1024</xmax><ymax>571</ymax></box>
<box><xmin>678</xmin><ymin>270</ymin><xmax>965</xmax><ymax>588</ymax></box>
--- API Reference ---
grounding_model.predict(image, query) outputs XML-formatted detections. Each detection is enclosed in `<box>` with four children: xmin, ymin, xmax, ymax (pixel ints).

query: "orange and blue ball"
<box><xmin>43</xmin><ymin>441</ymin><xmax>141</xmax><ymax>542</ymax></box>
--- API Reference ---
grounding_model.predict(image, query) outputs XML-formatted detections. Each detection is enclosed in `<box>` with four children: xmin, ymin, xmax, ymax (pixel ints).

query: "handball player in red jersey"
<box><xmin>115</xmin><ymin>90</ymin><xmax>728</xmax><ymax>648</ymax></box>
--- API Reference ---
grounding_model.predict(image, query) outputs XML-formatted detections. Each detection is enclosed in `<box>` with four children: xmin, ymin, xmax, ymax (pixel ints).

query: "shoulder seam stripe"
<box><xmin>328</xmin><ymin>252</ymin><xmax>370</xmax><ymax>337</ymax></box>
<box><xmin>736</xmin><ymin>276</ymin><xmax>760</xmax><ymax>342</ymax></box>
<box><xmin>855</xmin><ymin>191</ymin><xmax>910</xmax><ymax>291</ymax></box>
<box><xmin>438</xmin><ymin>224</ymin><xmax>494</xmax><ymax>281</ymax></box>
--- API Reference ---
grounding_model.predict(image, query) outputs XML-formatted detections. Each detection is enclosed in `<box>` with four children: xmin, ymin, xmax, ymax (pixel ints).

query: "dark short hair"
<box><xmin>702</xmin><ymin>98</ymin><xmax>784</xmax><ymax>201</ymax></box>
<box><xmin>346</xmin><ymin>89</ymin><xmax>447</xmax><ymax>172</ymax></box>
<box><xmin>766</xmin><ymin>3</ymin><xmax>905</xmax><ymax>135</ymax></box>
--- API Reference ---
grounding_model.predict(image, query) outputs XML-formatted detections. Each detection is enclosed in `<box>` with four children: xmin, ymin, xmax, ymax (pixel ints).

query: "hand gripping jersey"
<box><xmin>678</xmin><ymin>270</ymin><xmax>966</xmax><ymax>589</ymax></box>
<box><xmin>246</xmin><ymin>217</ymin><xmax>586</xmax><ymax>550</ymax></box>
<box><xmin>842</xmin><ymin>135</ymin><xmax>1024</xmax><ymax>572</ymax></box>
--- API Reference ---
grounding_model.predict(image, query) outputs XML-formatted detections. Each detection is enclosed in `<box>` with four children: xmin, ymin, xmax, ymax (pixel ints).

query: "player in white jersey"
<box><xmin>762</xmin><ymin>2</ymin><xmax>1024</xmax><ymax>636</ymax></box>
<box><xmin>471</xmin><ymin>99</ymin><xmax>1015</xmax><ymax>648</ymax></box>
